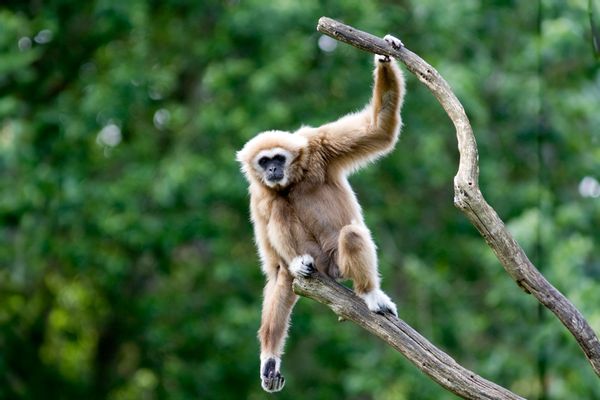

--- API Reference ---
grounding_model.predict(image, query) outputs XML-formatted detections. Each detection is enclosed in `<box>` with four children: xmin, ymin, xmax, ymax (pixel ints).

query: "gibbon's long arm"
<box><xmin>258</xmin><ymin>266</ymin><xmax>297</xmax><ymax>392</ymax></box>
<box><xmin>258</xmin><ymin>266</ymin><xmax>297</xmax><ymax>360</ymax></box>
<box><xmin>250</xmin><ymin>201</ymin><xmax>281</xmax><ymax>275</ymax></box>
<box><xmin>299</xmin><ymin>55</ymin><xmax>405</xmax><ymax>174</ymax></box>
<box><xmin>252</xmin><ymin>212</ymin><xmax>297</xmax><ymax>392</ymax></box>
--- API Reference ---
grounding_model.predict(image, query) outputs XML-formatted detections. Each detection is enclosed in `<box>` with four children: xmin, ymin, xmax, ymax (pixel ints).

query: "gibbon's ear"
<box><xmin>236</xmin><ymin>139</ymin><xmax>252</xmax><ymax>165</ymax></box>
<box><xmin>236</xmin><ymin>147</ymin><xmax>254</xmax><ymax>182</ymax></box>
<box><xmin>236</xmin><ymin>140</ymin><xmax>255</xmax><ymax>173</ymax></box>
<box><xmin>235</xmin><ymin>149</ymin><xmax>246</xmax><ymax>164</ymax></box>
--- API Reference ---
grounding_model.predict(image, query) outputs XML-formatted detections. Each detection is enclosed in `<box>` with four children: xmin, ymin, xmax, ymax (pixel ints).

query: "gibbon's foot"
<box><xmin>289</xmin><ymin>254</ymin><xmax>316</xmax><ymax>277</ymax></box>
<box><xmin>384</xmin><ymin>34</ymin><xmax>404</xmax><ymax>50</ymax></box>
<box><xmin>360</xmin><ymin>289</ymin><xmax>398</xmax><ymax>317</ymax></box>
<box><xmin>261</xmin><ymin>357</ymin><xmax>285</xmax><ymax>393</ymax></box>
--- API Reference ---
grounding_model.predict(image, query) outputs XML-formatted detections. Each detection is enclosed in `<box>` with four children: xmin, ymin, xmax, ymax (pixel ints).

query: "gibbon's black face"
<box><xmin>238</xmin><ymin>131</ymin><xmax>307</xmax><ymax>190</ymax></box>
<box><xmin>259</xmin><ymin>154</ymin><xmax>286</xmax><ymax>183</ymax></box>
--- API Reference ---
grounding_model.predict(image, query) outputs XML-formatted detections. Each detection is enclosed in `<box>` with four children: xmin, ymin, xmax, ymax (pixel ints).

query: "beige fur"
<box><xmin>237</xmin><ymin>54</ymin><xmax>405</xmax><ymax>392</ymax></box>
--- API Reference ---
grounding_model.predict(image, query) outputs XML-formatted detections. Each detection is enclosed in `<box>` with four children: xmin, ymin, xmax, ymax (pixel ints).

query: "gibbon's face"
<box><xmin>252</xmin><ymin>147</ymin><xmax>294</xmax><ymax>189</ymax></box>
<box><xmin>237</xmin><ymin>130</ymin><xmax>308</xmax><ymax>190</ymax></box>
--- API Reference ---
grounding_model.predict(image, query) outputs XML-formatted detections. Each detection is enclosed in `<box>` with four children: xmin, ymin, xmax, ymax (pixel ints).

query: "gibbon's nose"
<box><xmin>267</xmin><ymin>166</ymin><xmax>284</xmax><ymax>182</ymax></box>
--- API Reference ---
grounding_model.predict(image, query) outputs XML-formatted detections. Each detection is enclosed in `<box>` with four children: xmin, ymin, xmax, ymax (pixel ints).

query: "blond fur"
<box><xmin>237</xmin><ymin>56</ymin><xmax>405</xmax><ymax>390</ymax></box>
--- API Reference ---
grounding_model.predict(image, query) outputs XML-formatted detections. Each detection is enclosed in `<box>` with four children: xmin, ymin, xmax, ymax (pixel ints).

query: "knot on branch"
<box><xmin>453</xmin><ymin>177</ymin><xmax>479</xmax><ymax>211</ymax></box>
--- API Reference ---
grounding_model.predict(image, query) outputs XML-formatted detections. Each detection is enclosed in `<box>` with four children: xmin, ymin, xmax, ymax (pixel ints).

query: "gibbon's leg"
<box><xmin>258</xmin><ymin>266</ymin><xmax>297</xmax><ymax>393</ymax></box>
<box><xmin>338</xmin><ymin>223</ymin><xmax>398</xmax><ymax>316</ymax></box>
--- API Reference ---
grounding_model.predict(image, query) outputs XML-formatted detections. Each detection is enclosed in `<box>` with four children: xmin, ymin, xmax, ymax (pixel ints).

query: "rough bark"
<box><xmin>293</xmin><ymin>272</ymin><xmax>524</xmax><ymax>400</ymax></box>
<box><xmin>296</xmin><ymin>15</ymin><xmax>600</xmax><ymax>381</ymax></box>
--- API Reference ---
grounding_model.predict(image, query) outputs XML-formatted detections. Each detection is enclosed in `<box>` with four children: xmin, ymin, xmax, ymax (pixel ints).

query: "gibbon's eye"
<box><xmin>272</xmin><ymin>154</ymin><xmax>286</xmax><ymax>163</ymax></box>
<box><xmin>258</xmin><ymin>156</ymin><xmax>269</xmax><ymax>168</ymax></box>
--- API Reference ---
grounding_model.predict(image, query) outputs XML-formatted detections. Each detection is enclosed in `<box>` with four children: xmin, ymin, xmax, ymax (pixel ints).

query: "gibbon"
<box><xmin>237</xmin><ymin>35</ymin><xmax>406</xmax><ymax>393</ymax></box>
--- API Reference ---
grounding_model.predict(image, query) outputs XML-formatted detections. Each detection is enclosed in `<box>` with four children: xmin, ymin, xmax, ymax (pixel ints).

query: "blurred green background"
<box><xmin>1</xmin><ymin>0</ymin><xmax>599</xmax><ymax>399</ymax></box>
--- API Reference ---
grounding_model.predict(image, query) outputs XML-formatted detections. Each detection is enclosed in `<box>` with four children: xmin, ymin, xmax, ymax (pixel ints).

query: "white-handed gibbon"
<box><xmin>237</xmin><ymin>35</ymin><xmax>406</xmax><ymax>393</ymax></box>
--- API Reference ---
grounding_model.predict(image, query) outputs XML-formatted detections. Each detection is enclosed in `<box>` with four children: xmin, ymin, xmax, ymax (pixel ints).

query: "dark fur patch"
<box><xmin>262</xmin><ymin>358</ymin><xmax>276</xmax><ymax>378</ymax></box>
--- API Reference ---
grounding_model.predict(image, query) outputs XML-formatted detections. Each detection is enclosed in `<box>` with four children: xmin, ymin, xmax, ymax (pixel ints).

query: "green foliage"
<box><xmin>1</xmin><ymin>0</ymin><xmax>599</xmax><ymax>399</ymax></box>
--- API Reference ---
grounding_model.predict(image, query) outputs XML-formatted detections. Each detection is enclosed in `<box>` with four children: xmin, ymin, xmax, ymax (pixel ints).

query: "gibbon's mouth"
<box><xmin>267</xmin><ymin>172</ymin><xmax>284</xmax><ymax>183</ymax></box>
<box><xmin>265</xmin><ymin>174</ymin><xmax>288</xmax><ymax>189</ymax></box>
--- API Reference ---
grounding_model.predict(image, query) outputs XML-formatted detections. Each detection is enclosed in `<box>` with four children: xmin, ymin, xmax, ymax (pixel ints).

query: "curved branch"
<box><xmin>293</xmin><ymin>273</ymin><xmax>524</xmax><ymax>400</ymax></box>
<box><xmin>316</xmin><ymin>16</ymin><xmax>600</xmax><ymax>377</ymax></box>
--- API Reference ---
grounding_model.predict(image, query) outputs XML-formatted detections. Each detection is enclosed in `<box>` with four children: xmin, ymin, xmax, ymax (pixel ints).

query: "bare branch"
<box><xmin>315</xmin><ymin>16</ymin><xmax>600</xmax><ymax>377</ymax></box>
<box><xmin>293</xmin><ymin>273</ymin><xmax>524</xmax><ymax>400</ymax></box>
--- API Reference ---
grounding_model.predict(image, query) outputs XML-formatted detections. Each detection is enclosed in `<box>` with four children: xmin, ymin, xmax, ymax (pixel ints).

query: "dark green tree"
<box><xmin>0</xmin><ymin>1</ymin><xmax>598</xmax><ymax>399</ymax></box>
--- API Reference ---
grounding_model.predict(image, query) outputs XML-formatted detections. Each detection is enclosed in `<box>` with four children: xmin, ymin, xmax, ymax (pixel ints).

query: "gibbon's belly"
<box><xmin>263</xmin><ymin>181</ymin><xmax>362</xmax><ymax>269</ymax></box>
<box><xmin>292</xmin><ymin>182</ymin><xmax>361</xmax><ymax>246</ymax></box>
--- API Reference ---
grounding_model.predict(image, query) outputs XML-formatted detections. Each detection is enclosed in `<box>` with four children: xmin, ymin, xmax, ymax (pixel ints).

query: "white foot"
<box><xmin>360</xmin><ymin>289</ymin><xmax>398</xmax><ymax>317</ymax></box>
<box><xmin>384</xmin><ymin>34</ymin><xmax>404</xmax><ymax>49</ymax></box>
<box><xmin>289</xmin><ymin>254</ymin><xmax>315</xmax><ymax>277</ymax></box>
<box><xmin>260</xmin><ymin>355</ymin><xmax>285</xmax><ymax>393</ymax></box>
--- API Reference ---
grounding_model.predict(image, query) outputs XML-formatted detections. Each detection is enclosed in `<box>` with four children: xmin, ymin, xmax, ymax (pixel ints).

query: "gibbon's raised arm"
<box><xmin>298</xmin><ymin>55</ymin><xmax>405</xmax><ymax>174</ymax></box>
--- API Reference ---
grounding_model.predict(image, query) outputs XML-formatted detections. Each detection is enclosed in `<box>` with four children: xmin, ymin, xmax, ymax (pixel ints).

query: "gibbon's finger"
<box><xmin>262</xmin><ymin>372</ymin><xmax>285</xmax><ymax>392</ymax></box>
<box><xmin>376</xmin><ymin>54</ymin><xmax>391</xmax><ymax>63</ymax></box>
<box><xmin>276</xmin><ymin>373</ymin><xmax>285</xmax><ymax>391</ymax></box>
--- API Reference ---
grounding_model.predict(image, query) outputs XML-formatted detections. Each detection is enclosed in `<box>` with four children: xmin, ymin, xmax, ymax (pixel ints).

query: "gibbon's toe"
<box><xmin>383</xmin><ymin>34</ymin><xmax>404</xmax><ymax>49</ymax></box>
<box><xmin>376</xmin><ymin>305</ymin><xmax>396</xmax><ymax>316</ymax></box>
<box><xmin>289</xmin><ymin>254</ymin><xmax>315</xmax><ymax>277</ymax></box>
<box><xmin>360</xmin><ymin>289</ymin><xmax>398</xmax><ymax>317</ymax></box>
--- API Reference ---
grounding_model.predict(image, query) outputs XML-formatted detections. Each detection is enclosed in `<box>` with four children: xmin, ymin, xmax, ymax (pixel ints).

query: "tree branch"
<box><xmin>314</xmin><ymin>16</ymin><xmax>600</xmax><ymax>377</ymax></box>
<box><xmin>293</xmin><ymin>273</ymin><xmax>524</xmax><ymax>400</ymax></box>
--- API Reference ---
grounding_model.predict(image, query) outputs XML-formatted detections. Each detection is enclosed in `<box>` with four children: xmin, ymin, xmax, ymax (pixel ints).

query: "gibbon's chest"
<box><xmin>253</xmin><ymin>180</ymin><xmax>362</xmax><ymax>257</ymax></box>
<box><xmin>286</xmin><ymin>181</ymin><xmax>360</xmax><ymax>238</ymax></box>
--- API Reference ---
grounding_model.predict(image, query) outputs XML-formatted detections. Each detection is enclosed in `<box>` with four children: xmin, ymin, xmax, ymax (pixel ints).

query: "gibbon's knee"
<box><xmin>338</xmin><ymin>224</ymin><xmax>379</xmax><ymax>294</ymax></box>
